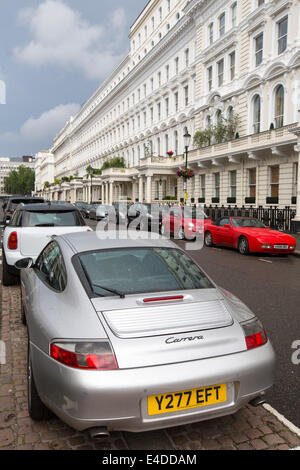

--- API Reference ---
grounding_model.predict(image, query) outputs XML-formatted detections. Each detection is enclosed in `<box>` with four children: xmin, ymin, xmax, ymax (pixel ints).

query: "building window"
<box><xmin>174</xmin><ymin>130</ymin><xmax>178</xmax><ymax>155</ymax></box>
<box><xmin>229</xmin><ymin>170</ymin><xmax>237</xmax><ymax>198</ymax></box>
<box><xmin>208</xmin><ymin>66</ymin><xmax>213</xmax><ymax>91</ymax></box>
<box><xmin>157</xmin><ymin>102</ymin><xmax>161</xmax><ymax>121</ymax></box>
<box><xmin>167</xmin><ymin>0</ymin><xmax>171</xmax><ymax>13</ymax></box>
<box><xmin>157</xmin><ymin>137</ymin><xmax>161</xmax><ymax>155</ymax></box>
<box><xmin>165</xmin><ymin>97</ymin><xmax>169</xmax><ymax>117</ymax></box>
<box><xmin>229</xmin><ymin>51</ymin><xmax>235</xmax><ymax>80</ymax></box>
<box><xmin>258</xmin><ymin>0</ymin><xmax>264</xmax><ymax>6</ymax></box>
<box><xmin>165</xmin><ymin>134</ymin><xmax>169</xmax><ymax>153</ymax></box>
<box><xmin>231</xmin><ymin>3</ymin><xmax>237</xmax><ymax>27</ymax></box>
<box><xmin>152</xmin><ymin>16</ymin><xmax>155</xmax><ymax>31</ymax></box>
<box><xmin>175</xmin><ymin>57</ymin><xmax>179</xmax><ymax>75</ymax></box>
<box><xmin>219</xmin><ymin>13</ymin><xmax>225</xmax><ymax>37</ymax></box>
<box><xmin>155</xmin><ymin>180</ymin><xmax>161</xmax><ymax>200</ymax></box>
<box><xmin>166</xmin><ymin>65</ymin><xmax>170</xmax><ymax>81</ymax></box>
<box><xmin>174</xmin><ymin>92</ymin><xmax>179</xmax><ymax>112</ymax></box>
<box><xmin>293</xmin><ymin>163</ymin><xmax>298</xmax><ymax>200</ymax></box>
<box><xmin>208</xmin><ymin>23</ymin><xmax>214</xmax><ymax>44</ymax></box>
<box><xmin>158</xmin><ymin>71</ymin><xmax>162</xmax><ymax>87</ymax></box>
<box><xmin>217</xmin><ymin>59</ymin><xmax>224</xmax><ymax>86</ymax></box>
<box><xmin>278</xmin><ymin>17</ymin><xmax>288</xmax><ymax>55</ymax></box>
<box><xmin>269</xmin><ymin>165</ymin><xmax>279</xmax><ymax>198</ymax></box>
<box><xmin>248</xmin><ymin>168</ymin><xmax>256</xmax><ymax>198</ymax></box>
<box><xmin>255</xmin><ymin>33</ymin><xmax>263</xmax><ymax>66</ymax></box>
<box><xmin>159</xmin><ymin>7</ymin><xmax>162</xmax><ymax>22</ymax></box>
<box><xmin>184</xmin><ymin>86</ymin><xmax>189</xmax><ymax>106</ymax></box>
<box><xmin>214</xmin><ymin>173</ymin><xmax>220</xmax><ymax>198</ymax></box>
<box><xmin>252</xmin><ymin>95</ymin><xmax>261</xmax><ymax>133</ymax></box>
<box><xmin>274</xmin><ymin>85</ymin><xmax>284</xmax><ymax>128</ymax></box>
<box><xmin>150</xmin><ymin>107</ymin><xmax>154</xmax><ymax>124</ymax></box>
<box><xmin>185</xmin><ymin>49</ymin><xmax>190</xmax><ymax>68</ymax></box>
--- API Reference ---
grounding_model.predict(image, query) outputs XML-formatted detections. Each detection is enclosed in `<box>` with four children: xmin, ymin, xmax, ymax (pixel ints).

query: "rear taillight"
<box><xmin>8</xmin><ymin>232</ymin><xmax>18</xmax><ymax>250</ymax></box>
<box><xmin>50</xmin><ymin>341</ymin><xmax>118</xmax><ymax>370</ymax></box>
<box><xmin>241</xmin><ymin>318</ymin><xmax>268</xmax><ymax>350</ymax></box>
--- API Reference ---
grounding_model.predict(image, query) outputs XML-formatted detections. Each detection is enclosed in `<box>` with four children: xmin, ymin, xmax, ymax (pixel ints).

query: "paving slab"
<box><xmin>0</xmin><ymin>285</ymin><xmax>299</xmax><ymax>450</ymax></box>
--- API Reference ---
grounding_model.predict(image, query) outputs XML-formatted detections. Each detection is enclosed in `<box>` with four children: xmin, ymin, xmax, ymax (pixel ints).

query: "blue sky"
<box><xmin>0</xmin><ymin>0</ymin><xmax>146</xmax><ymax>158</ymax></box>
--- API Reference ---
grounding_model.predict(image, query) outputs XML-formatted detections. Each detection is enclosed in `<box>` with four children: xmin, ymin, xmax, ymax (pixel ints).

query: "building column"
<box><xmin>291</xmin><ymin>143</ymin><xmax>300</xmax><ymax>232</ymax></box>
<box><xmin>138</xmin><ymin>176</ymin><xmax>144</xmax><ymax>202</ymax></box>
<box><xmin>146</xmin><ymin>173</ymin><xmax>152</xmax><ymax>203</ymax></box>
<box><xmin>109</xmin><ymin>181</ymin><xmax>114</xmax><ymax>205</ymax></box>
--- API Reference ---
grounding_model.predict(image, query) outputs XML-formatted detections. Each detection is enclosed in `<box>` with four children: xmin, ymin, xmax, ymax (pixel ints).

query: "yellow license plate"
<box><xmin>148</xmin><ymin>383</ymin><xmax>227</xmax><ymax>416</ymax></box>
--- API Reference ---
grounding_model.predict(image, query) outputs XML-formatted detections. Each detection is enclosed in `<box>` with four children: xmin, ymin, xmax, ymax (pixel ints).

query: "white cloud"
<box><xmin>0</xmin><ymin>103</ymin><xmax>80</xmax><ymax>145</ymax></box>
<box><xmin>20</xmin><ymin>103</ymin><xmax>80</xmax><ymax>141</ymax></box>
<box><xmin>14</xmin><ymin>0</ymin><xmax>128</xmax><ymax>80</ymax></box>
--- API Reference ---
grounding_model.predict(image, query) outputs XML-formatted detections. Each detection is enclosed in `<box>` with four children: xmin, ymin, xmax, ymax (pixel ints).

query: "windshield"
<box><xmin>78</xmin><ymin>247</ymin><xmax>213</xmax><ymax>297</ymax></box>
<box><xmin>182</xmin><ymin>207</ymin><xmax>208</xmax><ymax>219</ymax></box>
<box><xmin>9</xmin><ymin>198</ymin><xmax>43</xmax><ymax>209</ymax></box>
<box><xmin>23</xmin><ymin>210</ymin><xmax>82</xmax><ymax>227</ymax></box>
<box><xmin>231</xmin><ymin>218</ymin><xmax>267</xmax><ymax>228</ymax></box>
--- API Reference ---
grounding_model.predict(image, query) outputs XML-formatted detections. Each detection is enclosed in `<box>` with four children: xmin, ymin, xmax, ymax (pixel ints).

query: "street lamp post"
<box><xmin>183</xmin><ymin>130</ymin><xmax>191</xmax><ymax>205</ymax></box>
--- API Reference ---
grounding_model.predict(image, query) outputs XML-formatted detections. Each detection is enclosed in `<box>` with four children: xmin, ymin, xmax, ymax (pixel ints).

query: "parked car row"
<box><xmin>0</xmin><ymin>196</ymin><xmax>278</xmax><ymax>436</ymax></box>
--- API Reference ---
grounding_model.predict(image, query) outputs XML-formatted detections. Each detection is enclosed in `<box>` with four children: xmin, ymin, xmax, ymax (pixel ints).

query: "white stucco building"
<box><xmin>36</xmin><ymin>0</ymin><xmax>300</xmax><ymax>228</ymax></box>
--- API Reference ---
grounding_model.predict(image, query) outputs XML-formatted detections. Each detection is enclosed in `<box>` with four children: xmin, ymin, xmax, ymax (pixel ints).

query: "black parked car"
<box><xmin>2</xmin><ymin>196</ymin><xmax>44</xmax><ymax>224</ymax></box>
<box><xmin>127</xmin><ymin>203</ymin><xmax>169</xmax><ymax>233</ymax></box>
<box><xmin>89</xmin><ymin>204</ymin><xmax>114</xmax><ymax>221</ymax></box>
<box><xmin>74</xmin><ymin>202</ymin><xmax>92</xmax><ymax>218</ymax></box>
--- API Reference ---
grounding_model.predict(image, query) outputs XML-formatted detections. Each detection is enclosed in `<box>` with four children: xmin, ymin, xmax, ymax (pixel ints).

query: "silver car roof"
<box><xmin>58</xmin><ymin>231</ymin><xmax>178</xmax><ymax>254</ymax></box>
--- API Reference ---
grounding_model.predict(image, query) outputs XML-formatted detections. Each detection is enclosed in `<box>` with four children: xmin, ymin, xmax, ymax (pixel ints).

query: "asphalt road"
<box><xmin>87</xmin><ymin>218</ymin><xmax>300</xmax><ymax>428</ymax></box>
<box><xmin>1</xmin><ymin>215</ymin><xmax>299</xmax><ymax>430</ymax></box>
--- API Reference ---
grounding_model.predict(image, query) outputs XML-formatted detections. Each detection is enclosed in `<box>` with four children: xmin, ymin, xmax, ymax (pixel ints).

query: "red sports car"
<box><xmin>204</xmin><ymin>216</ymin><xmax>296</xmax><ymax>255</ymax></box>
<box><xmin>161</xmin><ymin>206</ymin><xmax>212</xmax><ymax>240</ymax></box>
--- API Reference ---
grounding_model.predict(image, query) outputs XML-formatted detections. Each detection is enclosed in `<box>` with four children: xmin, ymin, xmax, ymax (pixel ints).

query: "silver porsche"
<box><xmin>17</xmin><ymin>232</ymin><xmax>276</xmax><ymax>437</ymax></box>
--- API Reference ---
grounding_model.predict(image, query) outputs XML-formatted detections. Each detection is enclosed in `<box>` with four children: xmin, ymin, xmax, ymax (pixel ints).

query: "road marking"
<box><xmin>263</xmin><ymin>403</ymin><xmax>300</xmax><ymax>438</ymax></box>
<box><xmin>259</xmin><ymin>258</ymin><xmax>272</xmax><ymax>263</ymax></box>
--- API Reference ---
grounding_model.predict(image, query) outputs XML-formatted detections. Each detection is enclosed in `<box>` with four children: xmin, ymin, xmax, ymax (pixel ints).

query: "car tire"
<box><xmin>2</xmin><ymin>251</ymin><xmax>19</xmax><ymax>286</ymax></box>
<box><xmin>238</xmin><ymin>236</ymin><xmax>249</xmax><ymax>255</ymax></box>
<box><xmin>204</xmin><ymin>231</ymin><xmax>214</xmax><ymax>247</ymax></box>
<box><xmin>27</xmin><ymin>340</ymin><xmax>51</xmax><ymax>421</ymax></box>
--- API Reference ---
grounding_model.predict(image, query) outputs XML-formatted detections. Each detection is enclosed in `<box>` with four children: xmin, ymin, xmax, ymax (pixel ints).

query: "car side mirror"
<box><xmin>224</xmin><ymin>224</ymin><xmax>231</xmax><ymax>229</ymax></box>
<box><xmin>15</xmin><ymin>258</ymin><xmax>33</xmax><ymax>270</ymax></box>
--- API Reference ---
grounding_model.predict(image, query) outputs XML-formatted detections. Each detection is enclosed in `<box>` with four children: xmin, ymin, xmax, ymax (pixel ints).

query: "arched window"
<box><xmin>252</xmin><ymin>95</ymin><xmax>261</xmax><ymax>133</ymax></box>
<box><xmin>274</xmin><ymin>85</ymin><xmax>284</xmax><ymax>128</ymax></box>
<box><xmin>206</xmin><ymin>115</ymin><xmax>211</xmax><ymax>128</ymax></box>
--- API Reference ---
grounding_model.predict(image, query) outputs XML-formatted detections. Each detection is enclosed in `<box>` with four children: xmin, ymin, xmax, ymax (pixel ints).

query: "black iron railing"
<box><xmin>201</xmin><ymin>205</ymin><xmax>296</xmax><ymax>232</ymax></box>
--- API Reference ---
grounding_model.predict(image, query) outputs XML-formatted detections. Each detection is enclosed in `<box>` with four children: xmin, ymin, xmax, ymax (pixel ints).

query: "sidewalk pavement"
<box><xmin>1</xmin><ymin>285</ymin><xmax>300</xmax><ymax>450</ymax></box>
<box><xmin>292</xmin><ymin>233</ymin><xmax>300</xmax><ymax>257</ymax></box>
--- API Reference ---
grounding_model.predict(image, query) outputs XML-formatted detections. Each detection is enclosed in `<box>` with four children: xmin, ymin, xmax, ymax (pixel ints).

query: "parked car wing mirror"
<box><xmin>15</xmin><ymin>258</ymin><xmax>33</xmax><ymax>270</ymax></box>
<box><xmin>224</xmin><ymin>224</ymin><xmax>232</xmax><ymax>229</ymax></box>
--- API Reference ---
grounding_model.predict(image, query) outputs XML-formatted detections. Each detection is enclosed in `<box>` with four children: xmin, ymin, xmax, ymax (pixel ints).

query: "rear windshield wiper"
<box><xmin>92</xmin><ymin>283</ymin><xmax>126</xmax><ymax>299</ymax></box>
<box><xmin>34</xmin><ymin>223</ymin><xmax>55</xmax><ymax>227</ymax></box>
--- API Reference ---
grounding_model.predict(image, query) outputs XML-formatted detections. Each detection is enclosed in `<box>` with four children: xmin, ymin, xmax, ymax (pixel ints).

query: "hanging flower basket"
<box><xmin>166</xmin><ymin>150</ymin><xmax>174</xmax><ymax>157</ymax></box>
<box><xmin>177</xmin><ymin>168</ymin><xmax>195</xmax><ymax>179</ymax></box>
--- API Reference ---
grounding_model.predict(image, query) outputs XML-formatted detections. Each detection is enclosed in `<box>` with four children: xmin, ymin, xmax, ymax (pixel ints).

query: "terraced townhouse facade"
<box><xmin>36</xmin><ymin>0</ymin><xmax>300</xmax><ymax>226</ymax></box>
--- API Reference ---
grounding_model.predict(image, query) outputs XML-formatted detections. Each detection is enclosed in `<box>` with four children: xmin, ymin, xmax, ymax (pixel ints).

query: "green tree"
<box><xmin>4</xmin><ymin>165</ymin><xmax>35</xmax><ymax>195</ymax></box>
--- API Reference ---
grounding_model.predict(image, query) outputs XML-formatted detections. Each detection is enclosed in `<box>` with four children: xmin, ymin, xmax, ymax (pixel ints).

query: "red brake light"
<box><xmin>50</xmin><ymin>342</ymin><xmax>118</xmax><ymax>370</ymax></box>
<box><xmin>8</xmin><ymin>232</ymin><xmax>18</xmax><ymax>250</ymax></box>
<box><xmin>241</xmin><ymin>318</ymin><xmax>268</xmax><ymax>350</ymax></box>
<box><xmin>143</xmin><ymin>295</ymin><xmax>184</xmax><ymax>303</ymax></box>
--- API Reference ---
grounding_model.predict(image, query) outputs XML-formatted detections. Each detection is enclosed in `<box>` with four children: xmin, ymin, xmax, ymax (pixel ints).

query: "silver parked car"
<box><xmin>18</xmin><ymin>232</ymin><xmax>275</xmax><ymax>437</ymax></box>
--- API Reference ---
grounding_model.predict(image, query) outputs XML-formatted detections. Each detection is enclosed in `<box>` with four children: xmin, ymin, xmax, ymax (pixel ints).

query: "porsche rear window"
<box><xmin>78</xmin><ymin>247</ymin><xmax>213</xmax><ymax>297</ymax></box>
